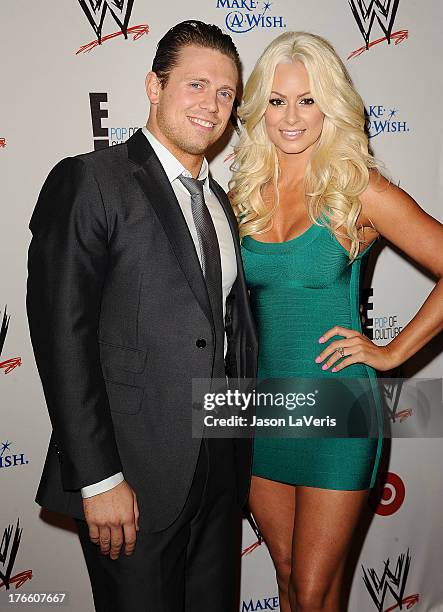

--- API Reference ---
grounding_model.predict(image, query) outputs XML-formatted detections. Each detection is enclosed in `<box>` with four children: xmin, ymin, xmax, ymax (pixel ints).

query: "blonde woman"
<box><xmin>230</xmin><ymin>32</ymin><xmax>443</xmax><ymax>612</ymax></box>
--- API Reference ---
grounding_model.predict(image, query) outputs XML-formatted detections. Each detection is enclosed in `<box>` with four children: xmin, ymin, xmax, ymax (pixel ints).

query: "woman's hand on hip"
<box><xmin>315</xmin><ymin>325</ymin><xmax>399</xmax><ymax>372</ymax></box>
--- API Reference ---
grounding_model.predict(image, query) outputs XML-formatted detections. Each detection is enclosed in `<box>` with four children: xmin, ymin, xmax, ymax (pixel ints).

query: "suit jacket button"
<box><xmin>196</xmin><ymin>338</ymin><xmax>206</xmax><ymax>348</ymax></box>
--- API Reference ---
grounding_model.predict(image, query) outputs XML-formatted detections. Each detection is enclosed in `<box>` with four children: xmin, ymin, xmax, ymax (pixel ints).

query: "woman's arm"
<box><xmin>316</xmin><ymin>173</ymin><xmax>443</xmax><ymax>372</ymax></box>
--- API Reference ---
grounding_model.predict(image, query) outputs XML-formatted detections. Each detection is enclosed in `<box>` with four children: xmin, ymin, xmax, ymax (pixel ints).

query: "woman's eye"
<box><xmin>269</xmin><ymin>98</ymin><xmax>284</xmax><ymax>106</ymax></box>
<box><xmin>300</xmin><ymin>98</ymin><xmax>315</xmax><ymax>105</ymax></box>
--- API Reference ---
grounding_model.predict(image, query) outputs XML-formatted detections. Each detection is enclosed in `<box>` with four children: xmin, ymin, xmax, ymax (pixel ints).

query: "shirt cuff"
<box><xmin>80</xmin><ymin>472</ymin><xmax>124</xmax><ymax>498</ymax></box>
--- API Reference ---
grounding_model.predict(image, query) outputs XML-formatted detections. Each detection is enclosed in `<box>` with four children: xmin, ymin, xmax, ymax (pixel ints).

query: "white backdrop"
<box><xmin>1</xmin><ymin>1</ymin><xmax>442</xmax><ymax>610</ymax></box>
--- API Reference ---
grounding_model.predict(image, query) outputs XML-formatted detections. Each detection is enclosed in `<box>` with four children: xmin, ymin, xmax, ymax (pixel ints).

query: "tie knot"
<box><xmin>178</xmin><ymin>174</ymin><xmax>205</xmax><ymax>198</ymax></box>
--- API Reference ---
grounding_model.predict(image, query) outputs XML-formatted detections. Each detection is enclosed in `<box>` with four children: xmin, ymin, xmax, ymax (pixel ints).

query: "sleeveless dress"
<box><xmin>241</xmin><ymin>221</ymin><xmax>383</xmax><ymax>490</ymax></box>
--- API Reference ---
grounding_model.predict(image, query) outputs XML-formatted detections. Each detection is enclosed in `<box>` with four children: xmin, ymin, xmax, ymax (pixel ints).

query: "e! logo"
<box><xmin>89</xmin><ymin>93</ymin><xmax>109</xmax><ymax>150</ymax></box>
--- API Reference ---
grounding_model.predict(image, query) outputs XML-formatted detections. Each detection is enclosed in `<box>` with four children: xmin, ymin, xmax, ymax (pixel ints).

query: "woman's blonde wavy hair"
<box><xmin>229</xmin><ymin>31</ymin><xmax>383</xmax><ymax>260</ymax></box>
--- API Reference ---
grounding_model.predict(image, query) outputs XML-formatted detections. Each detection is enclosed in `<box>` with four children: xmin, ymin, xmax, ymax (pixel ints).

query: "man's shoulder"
<box><xmin>74</xmin><ymin>141</ymin><xmax>128</xmax><ymax>167</ymax></box>
<box><xmin>39</xmin><ymin>143</ymin><xmax>131</xmax><ymax>210</ymax></box>
<box><xmin>47</xmin><ymin>142</ymin><xmax>130</xmax><ymax>188</ymax></box>
<box><xmin>48</xmin><ymin>142</ymin><xmax>127</xmax><ymax>175</ymax></box>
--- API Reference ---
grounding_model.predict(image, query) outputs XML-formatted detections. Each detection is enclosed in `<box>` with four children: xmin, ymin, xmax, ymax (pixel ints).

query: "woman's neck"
<box><xmin>276</xmin><ymin>148</ymin><xmax>311</xmax><ymax>190</ymax></box>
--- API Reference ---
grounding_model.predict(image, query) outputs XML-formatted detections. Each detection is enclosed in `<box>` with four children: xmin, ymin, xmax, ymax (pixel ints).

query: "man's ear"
<box><xmin>145</xmin><ymin>71</ymin><xmax>162</xmax><ymax>104</ymax></box>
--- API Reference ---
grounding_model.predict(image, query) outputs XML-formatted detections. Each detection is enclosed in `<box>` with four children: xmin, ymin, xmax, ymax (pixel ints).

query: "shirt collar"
<box><xmin>142</xmin><ymin>126</ymin><xmax>210</xmax><ymax>194</ymax></box>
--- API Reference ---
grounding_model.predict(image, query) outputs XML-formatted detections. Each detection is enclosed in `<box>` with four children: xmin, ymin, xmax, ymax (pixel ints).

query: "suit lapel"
<box><xmin>209</xmin><ymin>177</ymin><xmax>247</xmax><ymax>290</ymax></box>
<box><xmin>127</xmin><ymin>130</ymin><xmax>214</xmax><ymax>328</ymax></box>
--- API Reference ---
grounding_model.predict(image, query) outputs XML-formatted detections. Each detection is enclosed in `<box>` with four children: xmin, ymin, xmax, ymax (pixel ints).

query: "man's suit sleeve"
<box><xmin>27</xmin><ymin>156</ymin><xmax>123</xmax><ymax>491</ymax></box>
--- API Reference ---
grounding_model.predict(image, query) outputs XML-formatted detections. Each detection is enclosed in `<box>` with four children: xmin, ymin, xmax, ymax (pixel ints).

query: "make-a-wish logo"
<box><xmin>362</xmin><ymin>549</ymin><xmax>419</xmax><ymax>611</ymax></box>
<box><xmin>216</xmin><ymin>0</ymin><xmax>286</xmax><ymax>34</ymax></box>
<box><xmin>89</xmin><ymin>93</ymin><xmax>140</xmax><ymax>150</ymax></box>
<box><xmin>0</xmin><ymin>520</ymin><xmax>33</xmax><ymax>591</ymax></box>
<box><xmin>348</xmin><ymin>0</ymin><xmax>408</xmax><ymax>60</ymax></box>
<box><xmin>242</xmin><ymin>596</ymin><xmax>280</xmax><ymax>611</ymax></box>
<box><xmin>0</xmin><ymin>441</ymin><xmax>29</xmax><ymax>470</ymax></box>
<box><xmin>0</xmin><ymin>306</ymin><xmax>22</xmax><ymax>375</ymax></box>
<box><xmin>365</xmin><ymin>105</ymin><xmax>409</xmax><ymax>139</ymax></box>
<box><xmin>76</xmin><ymin>0</ymin><xmax>149</xmax><ymax>55</ymax></box>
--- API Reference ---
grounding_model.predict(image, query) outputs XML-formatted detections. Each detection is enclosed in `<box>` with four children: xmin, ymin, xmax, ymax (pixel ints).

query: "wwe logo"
<box><xmin>78</xmin><ymin>0</ymin><xmax>135</xmax><ymax>43</ymax></box>
<box><xmin>382</xmin><ymin>380</ymin><xmax>404</xmax><ymax>423</ymax></box>
<box><xmin>0</xmin><ymin>520</ymin><xmax>22</xmax><ymax>591</ymax></box>
<box><xmin>0</xmin><ymin>306</ymin><xmax>21</xmax><ymax>374</ymax></box>
<box><xmin>349</xmin><ymin>0</ymin><xmax>401</xmax><ymax>49</ymax></box>
<box><xmin>362</xmin><ymin>550</ymin><xmax>414</xmax><ymax>611</ymax></box>
<box><xmin>0</xmin><ymin>307</ymin><xmax>10</xmax><ymax>356</ymax></box>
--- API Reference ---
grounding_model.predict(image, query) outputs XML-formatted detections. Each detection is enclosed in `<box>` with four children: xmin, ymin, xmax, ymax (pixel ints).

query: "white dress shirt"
<box><xmin>81</xmin><ymin>127</ymin><xmax>237</xmax><ymax>498</ymax></box>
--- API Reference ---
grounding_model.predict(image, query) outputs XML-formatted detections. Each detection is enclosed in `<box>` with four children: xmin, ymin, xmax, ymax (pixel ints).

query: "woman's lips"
<box><xmin>280</xmin><ymin>129</ymin><xmax>306</xmax><ymax>139</ymax></box>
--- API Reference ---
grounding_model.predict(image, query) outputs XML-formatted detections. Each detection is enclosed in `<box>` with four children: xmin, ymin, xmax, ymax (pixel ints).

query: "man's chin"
<box><xmin>181</xmin><ymin>138</ymin><xmax>213</xmax><ymax>156</ymax></box>
<box><xmin>185</xmin><ymin>126</ymin><xmax>223</xmax><ymax>153</ymax></box>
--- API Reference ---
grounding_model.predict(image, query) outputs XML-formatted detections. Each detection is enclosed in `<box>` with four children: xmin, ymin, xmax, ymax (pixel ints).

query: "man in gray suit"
<box><xmin>27</xmin><ymin>20</ymin><xmax>257</xmax><ymax>612</ymax></box>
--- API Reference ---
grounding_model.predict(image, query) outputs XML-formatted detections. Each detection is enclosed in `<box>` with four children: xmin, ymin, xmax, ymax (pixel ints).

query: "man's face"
<box><xmin>147</xmin><ymin>45</ymin><xmax>238</xmax><ymax>158</ymax></box>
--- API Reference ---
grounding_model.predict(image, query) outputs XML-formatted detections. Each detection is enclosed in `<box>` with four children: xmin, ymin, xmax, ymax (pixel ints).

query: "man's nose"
<box><xmin>199</xmin><ymin>89</ymin><xmax>218</xmax><ymax>113</ymax></box>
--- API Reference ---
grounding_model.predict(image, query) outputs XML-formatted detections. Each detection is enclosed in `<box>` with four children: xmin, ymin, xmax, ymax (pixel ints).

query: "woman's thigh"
<box><xmin>291</xmin><ymin>486</ymin><xmax>369</xmax><ymax>592</ymax></box>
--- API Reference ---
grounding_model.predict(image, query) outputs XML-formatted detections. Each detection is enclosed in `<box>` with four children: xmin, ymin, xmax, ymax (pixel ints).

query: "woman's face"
<box><xmin>264</xmin><ymin>60</ymin><xmax>325</xmax><ymax>157</ymax></box>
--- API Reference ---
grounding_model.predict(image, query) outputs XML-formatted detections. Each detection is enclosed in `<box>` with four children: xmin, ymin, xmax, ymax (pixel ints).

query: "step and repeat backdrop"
<box><xmin>1</xmin><ymin>1</ymin><xmax>443</xmax><ymax>610</ymax></box>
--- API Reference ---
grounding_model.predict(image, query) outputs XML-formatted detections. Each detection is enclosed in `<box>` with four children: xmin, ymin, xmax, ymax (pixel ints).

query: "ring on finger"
<box><xmin>336</xmin><ymin>346</ymin><xmax>345</xmax><ymax>358</ymax></box>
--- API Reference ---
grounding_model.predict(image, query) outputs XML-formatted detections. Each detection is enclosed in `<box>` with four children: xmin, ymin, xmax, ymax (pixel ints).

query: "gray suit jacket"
<box><xmin>27</xmin><ymin>129</ymin><xmax>258</xmax><ymax>532</ymax></box>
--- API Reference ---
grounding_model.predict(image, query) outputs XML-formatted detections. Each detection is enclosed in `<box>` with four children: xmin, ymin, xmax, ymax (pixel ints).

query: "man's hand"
<box><xmin>83</xmin><ymin>480</ymin><xmax>140</xmax><ymax>560</ymax></box>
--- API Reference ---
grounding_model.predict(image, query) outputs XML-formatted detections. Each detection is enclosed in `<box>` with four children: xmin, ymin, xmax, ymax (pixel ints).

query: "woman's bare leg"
<box><xmin>249</xmin><ymin>475</ymin><xmax>296</xmax><ymax>612</ymax></box>
<box><xmin>289</xmin><ymin>486</ymin><xmax>369</xmax><ymax>611</ymax></box>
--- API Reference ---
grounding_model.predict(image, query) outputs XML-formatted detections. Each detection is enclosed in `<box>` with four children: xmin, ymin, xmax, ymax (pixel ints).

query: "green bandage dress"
<box><xmin>241</xmin><ymin>222</ymin><xmax>383</xmax><ymax>490</ymax></box>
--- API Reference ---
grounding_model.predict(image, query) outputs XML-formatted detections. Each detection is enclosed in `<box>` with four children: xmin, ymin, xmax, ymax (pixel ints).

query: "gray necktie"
<box><xmin>178</xmin><ymin>174</ymin><xmax>225</xmax><ymax>375</ymax></box>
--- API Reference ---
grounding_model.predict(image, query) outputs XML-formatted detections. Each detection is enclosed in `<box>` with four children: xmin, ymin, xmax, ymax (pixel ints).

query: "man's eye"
<box><xmin>219</xmin><ymin>91</ymin><xmax>233</xmax><ymax>99</ymax></box>
<box><xmin>269</xmin><ymin>98</ymin><xmax>284</xmax><ymax>106</ymax></box>
<box><xmin>300</xmin><ymin>98</ymin><xmax>315</xmax><ymax>105</ymax></box>
<box><xmin>190</xmin><ymin>82</ymin><xmax>203</xmax><ymax>89</ymax></box>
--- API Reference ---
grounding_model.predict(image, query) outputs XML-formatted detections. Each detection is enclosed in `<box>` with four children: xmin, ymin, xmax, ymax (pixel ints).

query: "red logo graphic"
<box><xmin>384</xmin><ymin>593</ymin><xmax>419</xmax><ymax>611</ymax></box>
<box><xmin>396</xmin><ymin>408</ymin><xmax>412</xmax><ymax>422</ymax></box>
<box><xmin>242</xmin><ymin>512</ymin><xmax>263</xmax><ymax>556</ymax></box>
<box><xmin>382</xmin><ymin>381</ymin><xmax>414</xmax><ymax>424</ymax></box>
<box><xmin>0</xmin><ymin>307</ymin><xmax>22</xmax><ymax>375</ymax></box>
<box><xmin>0</xmin><ymin>358</ymin><xmax>22</xmax><ymax>375</ymax></box>
<box><xmin>375</xmin><ymin>472</ymin><xmax>405</xmax><ymax>516</ymax></box>
<box><xmin>242</xmin><ymin>538</ymin><xmax>262</xmax><ymax>557</ymax></box>
<box><xmin>0</xmin><ymin>138</ymin><xmax>6</xmax><ymax>148</ymax></box>
<box><xmin>76</xmin><ymin>0</ymin><xmax>149</xmax><ymax>54</ymax></box>
<box><xmin>348</xmin><ymin>0</ymin><xmax>408</xmax><ymax>59</ymax></box>
<box><xmin>348</xmin><ymin>30</ymin><xmax>408</xmax><ymax>59</ymax></box>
